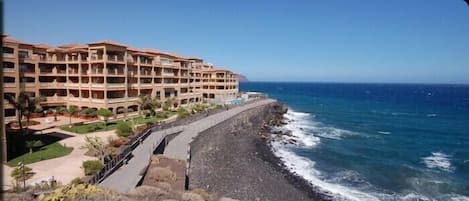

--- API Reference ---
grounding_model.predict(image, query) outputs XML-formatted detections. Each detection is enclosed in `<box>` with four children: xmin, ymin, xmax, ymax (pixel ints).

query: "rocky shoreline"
<box><xmin>189</xmin><ymin>102</ymin><xmax>330</xmax><ymax>201</ymax></box>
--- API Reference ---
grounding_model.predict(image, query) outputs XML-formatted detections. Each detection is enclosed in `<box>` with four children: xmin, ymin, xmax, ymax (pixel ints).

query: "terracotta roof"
<box><xmin>3</xmin><ymin>36</ymin><xmax>31</xmax><ymax>45</ymax></box>
<box><xmin>34</xmin><ymin>43</ymin><xmax>54</xmax><ymax>49</ymax></box>
<box><xmin>142</xmin><ymin>48</ymin><xmax>160</xmax><ymax>54</ymax></box>
<box><xmin>89</xmin><ymin>40</ymin><xmax>127</xmax><ymax>47</ymax></box>
<box><xmin>187</xmin><ymin>57</ymin><xmax>203</xmax><ymax>61</ymax></box>
<box><xmin>58</xmin><ymin>43</ymin><xmax>82</xmax><ymax>48</ymax></box>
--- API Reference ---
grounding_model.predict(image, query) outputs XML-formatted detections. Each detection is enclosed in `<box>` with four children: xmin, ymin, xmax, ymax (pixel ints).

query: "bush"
<box><xmin>11</xmin><ymin>166</ymin><xmax>33</xmax><ymax>180</ymax></box>
<box><xmin>10</xmin><ymin>120</ymin><xmax>40</xmax><ymax>128</ymax></box>
<box><xmin>155</xmin><ymin>112</ymin><xmax>169</xmax><ymax>119</ymax></box>
<box><xmin>97</xmin><ymin>108</ymin><xmax>113</xmax><ymax>119</ymax></box>
<box><xmin>177</xmin><ymin>108</ymin><xmax>190</xmax><ymax>118</ymax></box>
<box><xmin>82</xmin><ymin>108</ymin><xmax>97</xmax><ymax>117</ymax></box>
<box><xmin>82</xmin><ymin>160</ymin><xmax>103</xmax><ymax>176</ymax></box>
<box><xmin>116</xmin><ymin>122</ymin><xmax>133</xmax><ymax>137</ymax></box>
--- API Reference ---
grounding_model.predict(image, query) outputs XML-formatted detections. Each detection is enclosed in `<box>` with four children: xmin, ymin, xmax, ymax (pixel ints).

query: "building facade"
<box><xmin>2</xmin><ymin>36</ymin><xmax>239</xmax><ymax>122</ymax></box>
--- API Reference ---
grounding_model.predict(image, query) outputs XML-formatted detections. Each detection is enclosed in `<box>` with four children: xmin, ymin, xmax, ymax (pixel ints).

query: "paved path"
<box><xmin>2</xmin><ymin>127</ymin><xmax>117</xmax><ymax>191</ymax></box>
<box><xmin>99</xmin><ymin>99</ymin><xmax>275</xmax><ymax>193</ymax></box>
<box><xmin>164</xmin><ymin>99</ymin><xmax>276</xmax><ymax>160</ymax></box>
<box><xmin>98</xmin><ymin>126</ymin><xmax>184</xmax><ymax>192</ymax></box>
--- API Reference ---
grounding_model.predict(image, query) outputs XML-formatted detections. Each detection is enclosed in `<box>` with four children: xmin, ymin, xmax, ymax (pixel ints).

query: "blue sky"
<box><xmin>5</xmin><ymin>0</ymin><xmax>469</xmax><ymax>83</ymax></box>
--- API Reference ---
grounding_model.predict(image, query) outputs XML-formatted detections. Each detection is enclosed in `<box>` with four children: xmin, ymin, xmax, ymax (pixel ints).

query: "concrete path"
<box><xmin>164</xmin><ymin>99</ymin><xmax>275</xmax><ymax>160</ymax></box>
<box><xmin>2</xmin><ymin>127</ymin><xmax>117</xmax><ymax>191</ymax></box>
<box><xmin>99</xmin><ymin>99</ymin><xmax>275</xmax><ymax>193</ymax></box>
<box><xmin>98</xmin><ymin>126</ymin><xmax>184</xmax><ymax>192</ymax></box>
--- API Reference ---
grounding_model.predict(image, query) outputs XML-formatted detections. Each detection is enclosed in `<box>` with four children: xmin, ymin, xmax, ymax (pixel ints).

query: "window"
<box><xmin>18</xmin><ymin>51</ymin><xmax>29</xmax><ymax>59</ymax></box>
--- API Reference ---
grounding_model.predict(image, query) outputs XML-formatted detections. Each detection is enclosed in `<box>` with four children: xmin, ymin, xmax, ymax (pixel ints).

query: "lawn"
<box><xmin>61</xmin><ymin>112</ymin><xmax>177</xmax><ymax>134</ymax></box>
<box><xmin>61</xmin><ymin>121</ymin><xmax>122</xmax><ymax>134</ymax></box>
<box><xmin>7</xmin><ymin>142</ymin><xmax>73</xmax><ymax>167</ymax></box>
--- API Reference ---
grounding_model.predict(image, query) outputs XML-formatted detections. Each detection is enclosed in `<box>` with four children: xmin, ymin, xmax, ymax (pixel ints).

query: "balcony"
<box><xmin>3</xmin><ymin>53</ymin><xmax>15</xmax><ymax>58</ymax></box>
<box><xmin>107</xmin><ymin>98</ymin><xmax>128</xmax><ymax>103</ymax></box>
<box><xmin>139</xmin><ymin>60</ymin><xmax>153</xmax><ymax>66</ymax></box>
<box><xmin>89</xmin><ymin>69</ymin><xmax>104</xmax><ymax>75</ymax></box>
<box><xmin>4</xmin><ymin>83</ymin><xmax>16</xmax><ymax>88</ymax></box>
<box><xmin>24</xmin><ymin>83</ymin><xmax>36</xmax><ymax>88</ymax></box>
<box><xmin>68</xmin><ymin>69</ymin><xmax>79</xmax><ymax>75</ymax></box>
<box><xmin>65</xmin><ymin>83</ymin><xmax>80</xmax><ymax>88</ymax></box>
<box><xmin>3</xmin><ymin>68</ymin><xmax>16</xmax><ymax>72</ymax></box>
<box><xmin>90</xmin><ymin>55</ymin><xmax>104</xmax><ymax>61</ymax></box>
<box><xmin>107</xmin><ymin>83</ymin><xmax>126</xmax><ymax>89</ymax></box>
<box><xmin>107</xmin><ymin>68</ymin><xmax>125</xmax><ymax>76</ymax></box>
<box><xmin>46</xmin><ymin>96</ymin><xmax>66</xmax><ymax>103</ymax></box>
<box><xmin>90</xmin><ymin>99</ymin><xmax>105</xmax><ymax>103</ymax></box>
<box><xmin>107</xmin><ymin>55</ymin><xmax>125</xmax><ymax>63</ymax></box>
<box><xmin>162</xmin><ymin>72</ymin><xmax>176</xmax><ymax>77</ymax></box>
<box><xmin>90</xmin><ymin>83</ymin><xmax>105</xmax><ymax>88</ymax></box>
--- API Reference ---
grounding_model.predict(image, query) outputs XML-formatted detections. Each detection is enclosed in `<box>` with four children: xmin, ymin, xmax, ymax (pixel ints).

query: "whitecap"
<box><xmin>426</xmin><ymin>114</ymin><xmax>437</xmax><ymax>117</ymax></box>
<box><xmin>270</xmin><ymin>141</ymin><xmax>381</xmax><ymax>201</ymax></box>
<box><xmin>422</xmin><ymin>152</ymin><xmax>454</xmax><ymax>172</ymax></box>
<box><xmin>378</xmin><ymin>131</ymin><xmax>391</xmax><ymax>135</ymax></box>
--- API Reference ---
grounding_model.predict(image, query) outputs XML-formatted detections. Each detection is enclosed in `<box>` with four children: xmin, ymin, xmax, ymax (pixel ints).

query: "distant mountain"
<box><xmin>238</xmin><ymin>74</ymin><xmax>249</xmax><ymax>82</ymax></box>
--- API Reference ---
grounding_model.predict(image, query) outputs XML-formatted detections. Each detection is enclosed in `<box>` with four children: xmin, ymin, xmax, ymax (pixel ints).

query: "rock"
<box><xmin>181</xmin><ymin>192</ymin><xmax>204</xmax><ymax>201</ymax></box>
<box><xmin>219</xmin><ymin>197</ymin><xmax>240</xmax><ymax>201</ymax></box>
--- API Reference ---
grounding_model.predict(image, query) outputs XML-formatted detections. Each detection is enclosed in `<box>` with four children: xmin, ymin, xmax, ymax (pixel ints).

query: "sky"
<box><xmin>5</xmin><ymin>0</ymin><xmax>469</xmax><ymax>83</ymax></box>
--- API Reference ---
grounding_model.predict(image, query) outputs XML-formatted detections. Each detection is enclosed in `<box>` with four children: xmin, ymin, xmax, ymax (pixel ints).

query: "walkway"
<box><xmin>2</xmin><ymin>127</ymin><xmax>116</xmax><ymax>191</ymax></box>
<box><xmin>99</xmin><ymin>99</ymin><xmax>275</xmax><ymax>193</ymax></box>
<box><xmin>164</xmin><ymin>99</ymin><xmax>276</xmax><ymax>160</ymax></box>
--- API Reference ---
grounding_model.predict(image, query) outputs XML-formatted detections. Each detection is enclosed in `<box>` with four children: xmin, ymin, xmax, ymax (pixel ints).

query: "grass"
<box><xmin>61</xmin><ymin>112</ymin><xmax>178</xmax><ymax>134</ymax></box>
<box><xmin>7</xmin><ymin>142</ymin><xmax>73</xmax><ymax>167</ymax></box>
<box><xmin>61</xmin><ymin>121</ymin><xmax>121</xmax><ymax>134</ymax></box>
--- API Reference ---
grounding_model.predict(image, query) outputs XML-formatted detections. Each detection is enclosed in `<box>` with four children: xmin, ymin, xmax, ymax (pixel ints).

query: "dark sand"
<box><xmin>189</xmin><ymin>102</ymin><xmax>327</xmax><ymax>201</ymax></box>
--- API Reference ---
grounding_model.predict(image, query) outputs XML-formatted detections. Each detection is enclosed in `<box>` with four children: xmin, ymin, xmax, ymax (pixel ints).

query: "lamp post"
<box><xmin>17</xmin><ymin>162</ymin><xmax>25</xmax><ymax>190</ymax></box>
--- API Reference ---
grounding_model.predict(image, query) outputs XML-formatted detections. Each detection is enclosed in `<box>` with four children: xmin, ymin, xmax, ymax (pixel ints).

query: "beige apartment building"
<box><xmin>2</xmin><ymin>36</ymin><xmax>239</xmax><ymax>122</ymax></box>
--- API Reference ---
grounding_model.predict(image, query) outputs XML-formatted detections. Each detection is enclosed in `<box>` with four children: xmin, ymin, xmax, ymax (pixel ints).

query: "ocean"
<box><xmin>240</xmin><ymin>82</ymin><xmax>469</xmax><ymax>201</ymax></box>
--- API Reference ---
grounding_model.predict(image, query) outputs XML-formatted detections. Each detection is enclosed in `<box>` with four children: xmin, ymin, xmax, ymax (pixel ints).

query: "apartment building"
<box><xmin>2</xmin><ymin>36</ymin><xmax>239</xmax><ymax>122</ymax></box>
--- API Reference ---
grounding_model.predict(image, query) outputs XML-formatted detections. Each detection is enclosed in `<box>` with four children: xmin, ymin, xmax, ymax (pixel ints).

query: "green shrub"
<box><xmin>116</xmin><ymin>122</ymin><xmax>133</xmax><ymax>137</ymax></box>
<box><xmin>11</xmin><ymin>165</ymin><xmax>33</xmax><ymax>180</ymax></box>
<box><xmin>82</xmin><ymin>160</ymin><xmax>103</xmax><ymax>176</ymax></box>
<box><xmin>97</xmin><ymin>108</ymin><xmax>113</xmax><ymax>119</ymax></box>
<box><xmin>177</xmin><ymin>108</ymin><xmax>190</xmax><ymax>118</ymax></box>
<box><xmin>82</xmin><ymin>108</ymin><xmax>97</xmax><ymax>117</ymax></box>
<box><xmin>162</xmin><ymin>104</ymin><xmax>169</xmax><ymax>111</ymax></box>
<box><xmin>155</xmin><ymin>112</ymin><xmax>169</xmax><ymax>119</ymax></box>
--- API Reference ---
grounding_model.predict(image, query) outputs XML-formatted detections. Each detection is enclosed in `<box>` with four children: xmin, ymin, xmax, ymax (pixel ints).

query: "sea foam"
<box><xmin>423</xmin><ymin>152</ymin><xmax>454</xmax><ymax>172</ymax></box>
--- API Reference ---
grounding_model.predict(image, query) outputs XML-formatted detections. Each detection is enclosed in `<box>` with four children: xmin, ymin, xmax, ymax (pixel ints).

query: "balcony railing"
<box><xmin>90</xmin><ymin>99</ymin><xmax>105</xmax><ymax>103</ymax></box>
<box><xmin>107</xmin><ymin>97</ymin><xmax>127</xmax><ymax>103</ymax></box>
<box><xmin>107</xmin><ymin>55</ymin><xmax>125</xmax><ymax>62</ymax></box>
<box><xmin>90</xmin><ymin>55</ymin><xmax>104</xmax><ymax>61</ymax></box>
<box><xmin>3</xmin><ymin>53</ymin><xmax>15</xmax><ymax>58</ymax></box>
<box><xmin>3</xmin><ymin>68</ymin><xmax>16</xmax><ymax>72</ymax></box>
<box><xmin>4</xmin><ymin>83</ymin><xmax>16</xmax><ymax>87</ymax></box>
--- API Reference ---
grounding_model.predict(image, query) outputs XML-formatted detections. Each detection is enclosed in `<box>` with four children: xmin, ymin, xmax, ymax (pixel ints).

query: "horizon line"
<box><xmin>239</xmin><ymin>80</ymin><xmax>469</xmax><ymax>85</ymax></box>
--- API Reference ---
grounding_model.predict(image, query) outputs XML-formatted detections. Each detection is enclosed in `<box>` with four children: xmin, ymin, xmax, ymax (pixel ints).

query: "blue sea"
<box><xmin>240</xmin><ymin>82</ymin><xmax>469</xmax><ymax>201</ymax></box>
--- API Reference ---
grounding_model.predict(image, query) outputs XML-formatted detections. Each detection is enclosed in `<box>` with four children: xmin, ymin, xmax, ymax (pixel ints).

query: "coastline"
<box><xmin>188</xmin><ymin>102</ymin><xmax>329</xmax><ymax>201</ymax></box>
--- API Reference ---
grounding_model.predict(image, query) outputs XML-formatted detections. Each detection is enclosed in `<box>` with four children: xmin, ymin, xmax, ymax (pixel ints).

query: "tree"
<box><xmin>137</xmin><ymin>94</ymin><xmax>160</xmax><ymax>116</ymax></box>
<box><xmin>80</xmin><ymin>136</ymin><xmax>106</xmax><ymax>163</ymax></box>
<box><xmin>24</xmin><ymin>96</ymin><xmax>46</xmax><ymax>130</ymax></box>
<box><xmin>64</xmin><ymin>106</ymin><xmax>80</xmax><ymax>127</ymax></box>
<box><xmin>49</xmin><ymin>106</ymin><xmax>64</xmax><ymax>121</ymax></box>
<box><xmin>97</xmin><ymin>108</ymin><xmax>113</xmax><ymax>128</ymax></box>
<box><xmin>163</xmin><ymin>97</ymin><xmax>177</xmax><ymax>111</ymax></box>
<box><xmin>5</xmin><ymin>92</ymin><xmax>29</xmax><ymax>133</ymax></box>
<box><xmin>25</xmin><ymin>140</ymin><xmax>44</xmax><ymax>154</ymax></box>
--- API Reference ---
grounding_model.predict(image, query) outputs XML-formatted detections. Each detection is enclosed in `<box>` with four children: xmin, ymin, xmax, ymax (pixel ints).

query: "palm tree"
<box><xmin>64</xmin><ymin>106</ymin><xmax>80</xmax><ymax>127</ymax></box>
<box><xmin>5</xmin><ymin>92</ymin><xmax>29</xmax><ymax>133</ymax></box>
<box><xmin>137</xmin><ymin>94</ymin><xmax>159</xmax><ymax>116</ymax></box>
<box><xmin>49</xmin><ymin>106</ymin><xmax>64</xmax><ymax>121</ymax></box>
<box><xmin>24</xmin><ymin>96</ymin><xmax>46</xmax><ymax>131</ymax></box>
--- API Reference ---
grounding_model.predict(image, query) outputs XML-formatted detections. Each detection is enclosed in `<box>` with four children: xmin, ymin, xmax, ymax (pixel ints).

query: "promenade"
<box><xmin>99</xmin><ymin>98</ymin><xmax>275</xmax><ymax>193</ymax></box>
